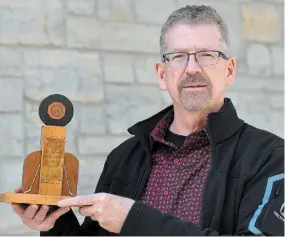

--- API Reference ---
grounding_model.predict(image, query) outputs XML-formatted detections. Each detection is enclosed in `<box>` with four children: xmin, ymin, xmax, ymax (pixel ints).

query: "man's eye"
<box><xmin>172</xmin><ymin>54</ymin><xmax>185</xmax><ymax>60</ymax></box>
<box><xmin>200</xmin><ymin>53</ymin><xmax>215</xmax><ymax>58</ymax></box>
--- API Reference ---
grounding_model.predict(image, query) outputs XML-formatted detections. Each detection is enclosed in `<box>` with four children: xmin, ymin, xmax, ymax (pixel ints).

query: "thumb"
<box><xmin>14</xmin><ymin>187</ymin><xmax>23</xmax><ymax>193</ymax></box>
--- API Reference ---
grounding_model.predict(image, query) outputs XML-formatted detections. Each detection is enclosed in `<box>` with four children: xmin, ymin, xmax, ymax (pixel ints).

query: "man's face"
<box><xmin>156</xmin><ymin>23</ymin><xmax>236</xmax><ymax>112</ymax></box>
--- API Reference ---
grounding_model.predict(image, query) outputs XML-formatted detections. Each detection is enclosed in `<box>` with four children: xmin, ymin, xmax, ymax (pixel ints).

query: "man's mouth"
<box><xmin>183</xmin><ymin>83</ymin><xmax>207</xmax><ymax>88</ymax></box>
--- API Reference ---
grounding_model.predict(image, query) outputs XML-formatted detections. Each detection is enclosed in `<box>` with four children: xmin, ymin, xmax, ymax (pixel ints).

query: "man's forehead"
<box><xmin>165</xmin><ymin>23</ymin><xmax>222</xmax><ymax>51</ymax></box>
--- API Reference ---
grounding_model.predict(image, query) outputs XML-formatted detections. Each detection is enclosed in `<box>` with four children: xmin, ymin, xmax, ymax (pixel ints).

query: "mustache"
<box><xmin>179</xmin><ymin>74</ymin><xmax>212</xmax><ymax>88</ymax></box>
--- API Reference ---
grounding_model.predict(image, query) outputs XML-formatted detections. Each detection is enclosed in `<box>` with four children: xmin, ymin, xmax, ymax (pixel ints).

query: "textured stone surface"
<box><xmin>246</xmin><ymin>44</ymin><xmax>271</xmax><ymax>76</ymax></box>
<box><xmin>97</xmin><ymin>0</ymin><xmax>134</xmax><ymax>21</ymax></box>
<box><xmin>232</xmin><ymin>76</ymin><xmax>284</xmax><ymax>92</ymax></box>
<box><xmin>78</xmin><ymin>135</ymin><xmax>131</xmax><ymax>155</ymax></box>
<box><xmin>23</xmin><ymin>49</ymin><xmax>104</xmax><ymax>103</ymax></box>
<box><xmin>271</xmin><ymin>46</ymin><xmax>284</xmax><ymax>76</ymax></box>
<box><xmin>0</xmin><ymin>114</ymin><xmax>24</xmax><ymax>157</ymax></box>
<box><xmin>103</xmin><ymin>53</ymin><xmax>135</xmax><ymax>83</ymax></box>
<box><xmin>134</xmin><ymin>0</ymin><xmax>176</xmax><ymax>25</ymax></box>
<box><xmin>269</xmin><ymin>94</ymin><xmax>284</xmax><ymax>110</ymax></box>
<box><xmin>80</xmin><ymin>105</ymin><xmax>107</xmax><ymax>134</ymax></box>
<box><xmin>0</xmin><ymin>78</ymin><xmax>23</xmax><ymax>112</ymax></box>
<box><xmin>0</xmin><ymin>0</ymin><xmax>284</xmax><ymax>235</ymax></box>
<box><xmin>68</xmin><ymin>0</ymin><xmax>94</xmax><ymax>16</ymax></box>
<box><xmin>67</xmin><ymin>17</ymin><xmax>160</xmax><ymax>53</ymax></box>
<box><xmin>241</xmin><ymin>3</ymin><xmax>282</xmax><ymax>43</ymax></box>
<box><xmin>0</xmin><ymin>47</ymin><xmax>23</xmax><ymax>76</ymax></box>
<box><xmin>134</xmin><ymin>55</ymin><xmax>159</xmax><ymax>84</ymax></box>
<box><xmin>0</xmin><ymin>0</ymin><xmax>65</xmax><ymax>45</ymax></box>
<box><xmin>77</xmin><ymin>156</ymin><xmax>106</xmax><ymax>195</ymax></box>
<box><xmin>106</xmin><ymin>85</ymin><xmax>161</xmax><ymax>134</ymax></box>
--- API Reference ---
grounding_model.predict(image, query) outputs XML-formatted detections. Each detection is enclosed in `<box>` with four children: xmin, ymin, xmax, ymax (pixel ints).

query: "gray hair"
<box><xmin>160</xmin><ymin>5</ymin><xmax>231</xmax><ymax>57</ymax></box>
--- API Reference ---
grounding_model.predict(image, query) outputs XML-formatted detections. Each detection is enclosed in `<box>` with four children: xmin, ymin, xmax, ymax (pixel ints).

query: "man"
<box><xmin>12</xmin><ymin>5</ymin><xmax>284</xmax><ymax>236</ymax></box>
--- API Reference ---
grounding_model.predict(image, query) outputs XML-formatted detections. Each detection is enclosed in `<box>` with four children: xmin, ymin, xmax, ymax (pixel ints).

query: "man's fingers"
<box><xmin>23</xmin><ymin>205</ymin><xmax>39</xmax><ymax>219</ymax></box>
<box><xmin>11</xmin><ymin>203</ymin><xmax>25</xmax><ymax>216</ymax></box>
<box><xmin>46</xmin><ymin>207</ymin><xmax>70</xmax><ymax>223</ymax></box>
<box><xmin>79</xmin><ymin>206</ymin><xmax>95</xmax><ymax>217</ymax></box>
<box><xmin>14</xmin><ymin>187</ymin><xmax>23</xmax><ymax>193</ymax></box>
<box><xmin>79</xmin><ymin>203</ymin><xmax>104</xmax><ymax>217</ymax></box>
<box><xmin>33</xmin><ymin>205</ymin><xmax>49</xmax><ymax>222</ymax></box>
<box><xmin>58</xmin><ymin>195</ymin><xmax>96</xmax><ymax>207</ymax></box>
<box><xmin>35</xmin><ymin>207</ymin><xmax>70</xmax><ymax>232</ymax></box>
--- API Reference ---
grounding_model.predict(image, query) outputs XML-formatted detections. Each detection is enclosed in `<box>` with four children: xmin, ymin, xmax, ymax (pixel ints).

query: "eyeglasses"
<box><xmin>162</xmin><ymin>50</ymin><xmax>229</xmax><ymax>68</ymax></box>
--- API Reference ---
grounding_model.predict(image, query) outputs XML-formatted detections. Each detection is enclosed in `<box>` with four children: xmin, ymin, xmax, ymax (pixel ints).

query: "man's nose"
<box><xmin>185</xmin><ymin>55</ymin><xmax>202</xmax><ymax>74</ymax></box>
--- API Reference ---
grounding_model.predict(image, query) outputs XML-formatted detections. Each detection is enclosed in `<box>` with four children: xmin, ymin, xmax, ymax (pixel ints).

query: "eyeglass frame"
<box><xmin>161</xmin><ymin>50</ymin><xmax>229</xmax><ymax>68</ymax></box>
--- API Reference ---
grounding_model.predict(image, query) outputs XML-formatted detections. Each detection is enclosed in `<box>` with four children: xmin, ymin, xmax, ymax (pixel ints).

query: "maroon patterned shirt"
<box><xmin>139</xmin><ymin>109</ymin><xmax>211</xmax><ymax>225</ymax></box>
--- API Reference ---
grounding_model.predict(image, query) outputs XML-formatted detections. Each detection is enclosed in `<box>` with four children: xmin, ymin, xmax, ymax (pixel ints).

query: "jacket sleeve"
<box><xmin>40</xmin><ymin>153</ymin><xmax>112</xmax><ymax>236</ymax></box>
<box><xmin>120</xmin><ymin>146</ymin><xmax>284</xmax><ymax>236</ymax></box>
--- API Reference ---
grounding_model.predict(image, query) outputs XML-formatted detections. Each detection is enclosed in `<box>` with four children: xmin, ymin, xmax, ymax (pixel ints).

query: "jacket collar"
<box><xmin>128</xmin><ymin>98</ymin><xmax>245</xmax><ymax>149</ymax></box>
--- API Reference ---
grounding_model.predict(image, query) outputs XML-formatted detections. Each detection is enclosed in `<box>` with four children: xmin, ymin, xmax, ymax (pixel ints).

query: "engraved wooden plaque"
<box><xmin>0</xmin><ymin>94</ymin><xmax>79</xmax><ymax>205</ymax></box>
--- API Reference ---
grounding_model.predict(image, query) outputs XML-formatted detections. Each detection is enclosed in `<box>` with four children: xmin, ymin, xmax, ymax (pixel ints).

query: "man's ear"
<box><xmin>226</xmin><ymin>57</ymin><xmax>236</xmax><ymax>86</ymax></box>
<box><xmin>155</xmin><ymin>61</ymin><xmax>167</xmax><ymax>91</ymax></box>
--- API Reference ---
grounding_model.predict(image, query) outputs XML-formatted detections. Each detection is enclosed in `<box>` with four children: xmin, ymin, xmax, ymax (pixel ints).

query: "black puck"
<box><xmin>39</xmin><ymin>94</ymin><xmax>74</xmax><ymax>126</ymax></box>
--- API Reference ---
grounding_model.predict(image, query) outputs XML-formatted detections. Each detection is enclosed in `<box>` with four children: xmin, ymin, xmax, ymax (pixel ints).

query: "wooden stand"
<box><xmin>0</xmin><ymin>94</ymin><xmax>79</xmax><ymax>206</ymax></box>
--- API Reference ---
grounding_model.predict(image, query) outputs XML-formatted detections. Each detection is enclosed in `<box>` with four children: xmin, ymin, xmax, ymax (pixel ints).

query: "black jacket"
<box><xmin>42</xmin><ymin>98</ymin><xmax>284</xmax><ymax>236</ymax></box>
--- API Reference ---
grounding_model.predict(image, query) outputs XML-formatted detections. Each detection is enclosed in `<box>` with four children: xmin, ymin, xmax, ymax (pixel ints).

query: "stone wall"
<box><xmin>0</xmin><ymin>0</ymin><xmax>283</xmax><ymax>235</ymax></box>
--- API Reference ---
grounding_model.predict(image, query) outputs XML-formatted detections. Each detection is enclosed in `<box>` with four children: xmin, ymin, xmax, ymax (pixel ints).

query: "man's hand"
<box><xmin>58</xmin><ymin>193</ymin><xmax>135</xmax><ymax>234</ymax></box>
<box><xmin>11</xmin><ymin>187</ymin><xmax>71</xmax><ymax>232</ymax></box>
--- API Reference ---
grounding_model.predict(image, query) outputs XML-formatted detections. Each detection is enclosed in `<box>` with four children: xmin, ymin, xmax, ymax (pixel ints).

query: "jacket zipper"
<box><xmin>200</xmin><ymin>117</ymin><xmax>214</xmax><ymax>228</ymax></box>
<box><xmin>132</xmin><ymin>153</ymin><xmax>148</xmax><ymax>200</ymax></box>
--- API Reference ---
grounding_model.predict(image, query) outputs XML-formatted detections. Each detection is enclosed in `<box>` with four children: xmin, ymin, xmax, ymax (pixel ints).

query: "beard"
<box><xmin>178</xmin><ymin>74</ymin><xmax>213</xmax><ymax>112</ymax></box>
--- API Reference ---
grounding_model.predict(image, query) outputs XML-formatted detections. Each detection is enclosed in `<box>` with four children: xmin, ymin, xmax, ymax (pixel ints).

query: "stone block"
<box><xmin>134</xmin><ymin>55</ymin><xmax>159</xmax><ymax>84</ymax></box>
<box><xmin>106</xmin><ymin>85</ymin><xmax>161</xmax><ymax>134</ymax></box>
<box><xmin>23</xmin><ymin>49</ymin><xmax>102</xmax><ymax>75</ymax></box>
<box><xmin>68</xmin><ymin>0</ymin><xmax>94</xmax><ymax>16</ymax></box>
<box><xmin>103</xmin><ymin>53</ymin><xmax>135</xmax><ymax>83</ymax></box>
<box><xmin>0</xmin><ymin>47</ymin><xmax>23</xmax><ymax>76</ymax></box>
<box><xmin>0</xmin><ymin>159</ymin><xmax>23</xmax><ymax>192</ymax></box>
<box><xmin>77</xmin><ymin>156</ymin><xmax>106</xmax><ymax>195</ymax></box>
<box><xmin>0</xmin><ymin>114</ymin><xmax>24</xmax><ymax>157</ymax></box>
<box><xmin>78</xmin><ymin>135</ymin><xmax>130</xmax><ymax>155</ymax></box>
<box><xmin>241</xmin><ymin>3</ymin><xmax>282</xmax><ymax>43</ymax></box>
<box><xmin>97</xmin><ymin>0</ymin><xmax>133</xmax><ymax>21</ymax></box>
<box><xmin>271</xmin><ymin>46</ymin><xmax>284</xmax><ymax>76</ymax></box>
<box><xmin>67</xmin><ymin>16</ymin><xmax>160</xmax><ymax>53</ymax></box>
<box><xmin>0</xmin><ymin>78</ymin><xmax>23</xmax><ymax>112</ymax></box>
<box><xmin>80</xmin><ymin>105</ymin><xmax>107</xmax><ymax>134</ymax></box>
<box><xmin>232</xmin><ymin>76</ymin><xmax>284</xmax><ymax>92</ymax></box>
<box><xmin>23</xmin><ymin>50</ymin><xmax>104</xmax><ymax>103</ymax></box>
<box><xmin>0</xmin><ymin>0</ymin><xmax>65</xmax><ymax>46</ymax></box>
<box><xmin>43</xmin><ymin>0</ymin><xmax>66</xmax><ymax>46</ymax></box>
<box><xmin>134</xmin><ymin>0</ymin><xmax>176</xmax><ymax>25</ymax></box>
<box><xmin>246</xmin><ymin>44</ymin><xmax>271</xmax><ymax>76</ymax></box>
<box><xmin>269</xmin><ymin>94</ymin><xmax>284</xmax><ymax>110</ymax></box>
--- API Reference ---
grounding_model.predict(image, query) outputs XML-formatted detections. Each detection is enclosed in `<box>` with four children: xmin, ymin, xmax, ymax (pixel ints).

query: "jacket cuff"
<box><xmin>120</xmin><ymin>201</ymin><xmax>145</xmax><ymax>235</ymax></box>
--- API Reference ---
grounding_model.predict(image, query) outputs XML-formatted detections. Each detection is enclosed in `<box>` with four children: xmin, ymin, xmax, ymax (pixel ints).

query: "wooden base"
<box><xmin>0</xmin><ymin>192</ymin><xmax>72</xmax><ymax>206</ymax></box>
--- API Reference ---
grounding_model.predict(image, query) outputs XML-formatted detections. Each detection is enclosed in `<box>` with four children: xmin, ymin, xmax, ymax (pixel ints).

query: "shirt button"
<box><xmin>174</xmin><ymin>158</ymin><xmax>180</xmax><ymax>164</ymax></box>
<box><xmin>163</xmin><ymin>191</ymin><xmax>169</xmax><ymax>196</ymax></box>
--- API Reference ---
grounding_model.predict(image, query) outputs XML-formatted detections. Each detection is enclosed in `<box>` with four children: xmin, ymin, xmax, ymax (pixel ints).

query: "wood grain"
<box><xmin>0</xmin><ymin>192</ymin><xmax>71</xmax><ymax>206</ymax></box>
<box><xmin>39</xmin><ymin>126</ymin><xmax>66</xmax><ymax>196</ymax></box>
<box><xmin>62</xmin><ymin>153</ymin><xmax>79</xmax><ymax>196</ymax></box>
<box><xmin>22</xmin><ymin>151</ymin><xmax>41</xmax><ymax>194</ymax></box>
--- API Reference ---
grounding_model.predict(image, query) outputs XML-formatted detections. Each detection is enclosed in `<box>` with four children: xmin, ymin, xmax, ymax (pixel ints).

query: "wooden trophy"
<box><xmin>0</xmin><ymin>94</ymin><xmax>79</xmax><ymax>206</ymax></box>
